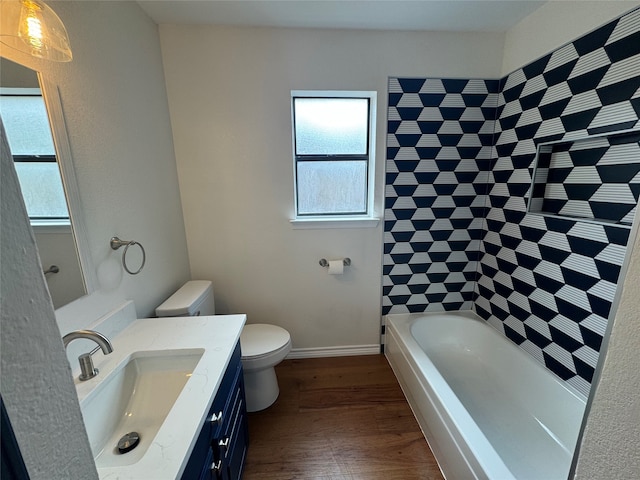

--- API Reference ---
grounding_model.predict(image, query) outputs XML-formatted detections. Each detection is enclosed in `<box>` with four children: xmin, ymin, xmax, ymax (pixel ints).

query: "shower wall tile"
<box><xmin>384</xmin><ymin>7</ymin><xmax>640</xmax><ymax>396</ymax></box>
<box><xmin>384</xmin><ymin>78</ymin><xmax>499</xmax><ymax>315</ymax></box>
<box><xmin>480</xmin><ymin>7</ymin><xmax>639</xmax><ymax>397</ymax></box>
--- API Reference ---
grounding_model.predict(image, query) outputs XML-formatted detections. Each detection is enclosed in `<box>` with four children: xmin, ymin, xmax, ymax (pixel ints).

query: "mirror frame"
<box><xmin>36</xmin><ymin>73</ymin><xmax>97</xmax><ymax>297</ymax></box>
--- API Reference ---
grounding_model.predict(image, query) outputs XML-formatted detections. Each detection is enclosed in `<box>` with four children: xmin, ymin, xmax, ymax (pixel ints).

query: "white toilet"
<box><xmin>155</xmin><ymin>280</ymin><xmax>291</xmax><ymax>412</ymax></box>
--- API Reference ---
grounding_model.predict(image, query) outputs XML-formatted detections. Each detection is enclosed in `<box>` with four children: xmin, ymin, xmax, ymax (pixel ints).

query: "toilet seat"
<box><xmin>240</xmin><ymin>324</ymin><xmax>290</xmax><ymax>359</ymax></box>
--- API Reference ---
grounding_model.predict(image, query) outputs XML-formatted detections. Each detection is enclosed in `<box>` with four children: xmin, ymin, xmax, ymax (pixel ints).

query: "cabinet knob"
<box><xmin>218</xmin><ymin>437</ymin><xmax>230</xmax><ymax>455</ymax></box>
<box><xmin>210</xmin><ymin>459</ymin><xmax>223</xmax><ymax>477</ymax></box>
<box><xmin>209</xmin><ymin>411</ymin><xmax>223</xmax><ymax>425</ymax></box>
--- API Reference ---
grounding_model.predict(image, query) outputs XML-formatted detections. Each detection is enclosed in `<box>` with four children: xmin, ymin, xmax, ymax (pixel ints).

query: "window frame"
<box><xmin>290</xmin><ymin>90</ymin><xmax>378</xmax><ymax>227</ymax></box>
<box><xmin>0</xmin><ymin>87</ymin><xmax>70</xmax><ymax>226</ymax></box>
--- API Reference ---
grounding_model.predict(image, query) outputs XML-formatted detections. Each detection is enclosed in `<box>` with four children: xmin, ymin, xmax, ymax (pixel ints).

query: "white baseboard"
<box><xmin>286</xmin><ymin>344</ymin><xmax>380</xmax><ymax>359</ymax></box>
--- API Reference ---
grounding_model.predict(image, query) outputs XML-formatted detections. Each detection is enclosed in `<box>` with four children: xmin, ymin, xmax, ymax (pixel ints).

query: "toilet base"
<box><xmin>243</xmin><ymin>366</ymin><xmax>279</xmax><ymax>412</ymax></box>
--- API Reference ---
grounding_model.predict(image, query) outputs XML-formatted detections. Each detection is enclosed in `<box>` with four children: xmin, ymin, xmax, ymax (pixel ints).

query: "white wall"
<box><xmin>35</xmin><ymin>228</ymin><xmax>85</xmax><ymax>309</ymax></box>
<box><xmin>501</xmin><ymin>0</ymin><xmax>639</xmax><ymax>76</ymax></box>
<box><xmin>1</xmin><ymin>2</ymin><xmax>189</xmax><ymax>476</ymax></box>
<box><xmin>1</xmin><ymin>1</ymin><xmax>192</xmax><ymax>334</ymax></box>
<box><xmin>159</xmin><ymin>25</ymin><xmax>504</xmax><ymax>351</ymax></box>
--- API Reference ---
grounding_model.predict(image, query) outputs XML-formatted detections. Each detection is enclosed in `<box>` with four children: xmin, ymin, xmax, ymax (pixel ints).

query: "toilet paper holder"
<box><xmin>319</xmin><ymin>258</ymin><xmax>351</xmax><ymax>268</ymax></box>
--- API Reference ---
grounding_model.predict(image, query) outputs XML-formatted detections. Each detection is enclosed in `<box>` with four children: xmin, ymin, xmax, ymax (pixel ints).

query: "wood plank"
<box><xmin>242</xmin><ymin>355</ymin><xmax>444</xmax><ymax>480</ymax></box>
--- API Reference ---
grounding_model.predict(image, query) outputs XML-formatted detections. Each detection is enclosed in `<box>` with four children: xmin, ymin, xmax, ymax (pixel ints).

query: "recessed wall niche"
<box><xmin>528</xmin><ymin>130</ymin><xmax>640</xmax><ymax>227</ymax></box>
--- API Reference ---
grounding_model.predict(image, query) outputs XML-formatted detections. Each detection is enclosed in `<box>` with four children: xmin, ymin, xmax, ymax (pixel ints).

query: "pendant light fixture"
<box><xmin>0</xmin><ymin>0</ymin><xmax>72</xmax><ymax>62</ymax></box>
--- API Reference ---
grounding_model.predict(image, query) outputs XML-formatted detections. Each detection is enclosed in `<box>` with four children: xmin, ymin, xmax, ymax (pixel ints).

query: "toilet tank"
<box><xmin>155</xmin><ymin>280</ymin><xmax>215</xmax><ymax>317</ymax></box>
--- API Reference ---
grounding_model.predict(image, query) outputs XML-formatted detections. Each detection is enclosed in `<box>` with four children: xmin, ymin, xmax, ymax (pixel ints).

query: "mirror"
<box><xmin>0</xmin><ymin>57</ymin><xmax>94</xmax><ymax>308</ymax></box>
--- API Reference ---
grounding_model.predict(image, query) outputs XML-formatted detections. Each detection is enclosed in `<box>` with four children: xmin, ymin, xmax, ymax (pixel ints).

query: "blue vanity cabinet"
<box><xmin>181</xmin><ymin>342</ymin><xmax>249</xmax><ymax>480</ymax></box>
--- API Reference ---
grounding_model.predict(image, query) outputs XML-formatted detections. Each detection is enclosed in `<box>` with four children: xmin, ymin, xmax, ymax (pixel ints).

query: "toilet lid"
<box><xmin>241</xmin><ymin>324</ymin><xmax>290</xmax><ymax>358</ymax></box>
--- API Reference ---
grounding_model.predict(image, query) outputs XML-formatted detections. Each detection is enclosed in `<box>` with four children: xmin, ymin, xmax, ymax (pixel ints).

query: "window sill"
<box><xmin>31</xmin><ymin>220</ymin><xmax>72</xmax><ymax>234</ymax></box>
<box><xmin>290</xmin><ymin>216</ymin><xmax>380</xmax><ymax>229</ymax></box>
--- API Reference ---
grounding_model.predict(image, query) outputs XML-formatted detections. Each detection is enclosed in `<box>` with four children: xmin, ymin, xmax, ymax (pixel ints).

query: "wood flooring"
<box><xmin>242</xmin><ymin>354</ymin><xmax>444</xmax><ymax>480</ymax></box>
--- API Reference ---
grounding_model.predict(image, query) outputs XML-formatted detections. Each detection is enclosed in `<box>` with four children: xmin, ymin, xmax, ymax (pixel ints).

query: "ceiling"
<box><xmin>136</xmin><ymin>0</ymin><xmax>549</xmax><ymax>32</ymax></box>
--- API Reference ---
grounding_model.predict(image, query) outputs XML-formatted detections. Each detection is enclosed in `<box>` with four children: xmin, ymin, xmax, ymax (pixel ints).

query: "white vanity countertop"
<box><xmin>75</xmin><ymin>314</ymin><xmax>246</xmax><ymax>480</ymax></box>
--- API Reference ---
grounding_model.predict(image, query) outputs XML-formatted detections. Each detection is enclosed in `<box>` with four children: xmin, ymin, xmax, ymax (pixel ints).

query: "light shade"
<box><xmin>0</xmin><ymin>0</ymin><xmax>72</xmax><ymax>62</ymax></box>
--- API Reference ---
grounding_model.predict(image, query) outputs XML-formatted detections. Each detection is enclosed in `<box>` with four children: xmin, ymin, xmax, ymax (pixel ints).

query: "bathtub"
<box><xmin>385</xmin><ymin>311</ymin><xmax>586</xmax><ymax>480</ymax></box>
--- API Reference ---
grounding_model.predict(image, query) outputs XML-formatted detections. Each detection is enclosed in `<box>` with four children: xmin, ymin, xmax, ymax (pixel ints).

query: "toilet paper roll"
<box><xmin>328</xmin><ymin>260</ymin><xmax>344</xmax><ymax>275</ymax></box>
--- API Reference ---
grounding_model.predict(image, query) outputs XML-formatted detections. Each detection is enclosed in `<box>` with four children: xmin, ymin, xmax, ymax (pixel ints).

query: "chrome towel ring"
<box><xmin>110</xmin><ymin>236</ymin><xmax>146</xmax><ymax>275</ymax></box>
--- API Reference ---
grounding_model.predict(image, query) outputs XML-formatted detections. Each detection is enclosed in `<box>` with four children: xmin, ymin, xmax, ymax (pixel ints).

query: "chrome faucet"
<box><xmin>62</xmin><ymin>329</ymin><xmax>114</xmax><ymax>381</ymax></box>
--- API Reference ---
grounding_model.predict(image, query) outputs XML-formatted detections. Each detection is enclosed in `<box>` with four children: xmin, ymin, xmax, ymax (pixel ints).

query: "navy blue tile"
<box><xmin>388</xmin><ymin>93</ymin><xmax>403</xmax><ymax>107</ymax></box>
<box><xmin>596</xmin><ymin>163</ymin><xmax>640</xmax><ymax>184</ymax></box>
<box><xmin>393</xmin><ymin>185</ymin><xmax>419</xmax><ymax>196</ymax></box>
<box><xmin>542</xmin><ymin>353</ymin><xmax>575</xmax><ymax>380</ymax></box>
<box><xmin>440</xmin><ymin>107</ymin><xmax>466</xmax><ymax>120</ymax></box>
<box><xmin>504</xmin><ymin>324</ymin><xmax>527</xmax><ymax>344</ymax></box>
<box><xmin>507</xmin><ymin>300</ymin><xmax>531</xmax><ymax>320</ymax></box>
<box><xmin>543</xmin><ymin>60</ymin><xmax>578</xmax><ymax>86</ymax></box>
<box><xmin>503</xmin><ymin>209</ymin><xmax>527</xmax><ymax>224</ymax></box>
<box><xmin>560</xmin><ymin>108</ymin><xmax>600</xmax><ymax>132</ymax></box>
<box><xmin>561</xmin><ymin>268</ymin><xmax>600</xmax><ymax>291</ymax></box>
<box><xmin>572</xmin><ymin>19</ymin><xmax>617</xmax><ymax>55</ymax></box>
<box><xmin>556</xmin><ymin>298</ymin><xmax>591</xmax><ymax>322</ymax></box>
<box><xmin>594</xmin><ymin>260</ymin><xmax>622</xmax><ymax>284</ymax></box>
<box><xmin>543</xmin><ymin>216</ymin><xmax>575</xmax><ymax>233</ymax></box>
<box><xmin>462</xmin><ymin>95</ymin><xmax>487</xmax><ymax>108</ymax></box>
<box><xmin>562</xmin><ymin>184</ymin><xmax>600</xmax><ymax>201</ymax></box>
<box><xmin>590</xmin><ymin>202</ymin><xmax>634</xmax><ymax>223</ymax></box>
<box><xmin>519</xmin><ymin>90</ymin><xmax>547</xmax><ymax>111</ymax></box>
<box><xmin>396</xmin><ymin>107</ymin><xmax>423</xmax><ymax>120</ymax></box>
<box><xmin>566</xmin><ymin>236</ymin><xmax>608</xmax><ymax>257</ymax></box>
<box><xmin>502</xmin><ymin>82</ymin><xmax>526</xmax><ymax>103</ymax></box>
<box><xmin>438</xmin><ymin>134</ymin><xmax>463</xmax><ymax>146</ymax></box>
<box><xmin>415</xmin><ymin>147</ymin><xmax>442</xmax><ymax>159</ymax></box>
<box><xmin>407</xmin><ymin>304</ymin><xmax>428</xmax><ymax>313</ymax></box>
<box><xmin>573</xmin><ymin>355</ymin><xmax>595</xmax><ymax>383</ymax></box>
<box><xmin>398</xmin><ymin>78</ymin><xmax>426</xmax><ymax>93</ymax></box>
<box><xmin>396</xmin><ymin>160</ymin><xmax>420</xmax><ymax>172</ymax></box>
<box><xmin>588</xmin><ymin>120</ymin><xmax>638</xmax><ymax>135</ymax></box>
<box><xmin>515</xmin><ymin>252</ymin><xmax>542</xmax><ymax>271</ymax></box>
<box><xmin>525</xmin><ymin>323</ymin><xmax>553</xmax><ymax>347</ymax></box>
<box><xmin>396</xmin><ymin>134</ymin><xmax>422</xmax><ymax>147</ymax></box>
<box><xmin>391</xmin><ymin>231</ymin><xmax>415</xmax><ymax>242</ymax></box>
<box><xmin>567</xmin><ymin>66</ymin><xmax>611</xmax><ymax>95</ymax></box>
<box><xmin>580</xmin><ymin>325</ymin><xmax>604</xmax><ymax>351</ymax></box>
<box><xmin>418</xmin><ymin>121</ymin><xmax>443</xmax><ymax>134</ymax></box>
<box><xmin>499</xmin><ymin>113</ymin><xmax>522</xmax><ymax>130</ymax></box>
<box><xmin>442</xmin><ymin>78</ymin><xmax>468</xmax><ymax>93</ymax></box>
<box><xmin>419</xmin><ymin>93</ymin><xmax>446</xmax><ymax>106</ymax></box>
<box><xmin>522</xmin><ymin>53</ymin><xmax>551</xmax><ymax>79</ymax></box>
<box><xmin>387</xmin><ymin>120</ymin><xmax>402</xmax><ymax>133</ymax></box>
<box><xmin>604</xmin><ymin>30</ymin><xmax>640</xmax><ymax>62</ymax></box>
<box><xmin>457</xmin><ymin>146</ymin><xmax>483</xmax><ymax>158</ymax></box>
<box><xmin>539</xmin><ymin>98</ymin><xmax>571</xmax><ymax>120</ymax></box>
<box><xmin>597</xmin><ymin>76</ymin><xmax>640</xmax><ymax>106</ymax></box>
<box><xmin>587</xmin><ymin>293</ymin><xmax>613</xmax><ymax>319</ymax></box>
<box><xmin>413</xmin><ymin>196</ymin><xmax>437</xmax><ymax>208</ymax></box>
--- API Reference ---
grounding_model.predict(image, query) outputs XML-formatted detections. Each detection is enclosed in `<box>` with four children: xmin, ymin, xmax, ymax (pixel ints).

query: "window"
<box><xmin>0</xmin><ymin>88</ymin><xmax>69</xmax><ymax>224</ymax></box>
<box><xmin>291</xmin><ymin>91</ymin><xmax>377</xmax><ymax>224</ymax></box>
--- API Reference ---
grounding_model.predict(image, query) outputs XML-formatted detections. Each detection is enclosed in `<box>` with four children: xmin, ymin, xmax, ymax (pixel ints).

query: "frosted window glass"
<box><xmin>294</xmin><ymin>98</ymin><xmax>368</xmax><ymax>155</ymax></box>
<box><xmin>0</xmin><ymin>94</ymin><xmax>55</xmax><ymax>155</ymax></box>
<box><xmin>1</xmin><ymin>92</ymin><xmax>68</xmax><ymax>220</ymax></box>
<box><xmin>297</xmin><ymin>161</ymin><xmax>367</xmax><ymax>215</ymax></box>
<box><xmin>14</xmin><ymin>162</ymin><xmax>69</xmax><ymax>218</ymax></box>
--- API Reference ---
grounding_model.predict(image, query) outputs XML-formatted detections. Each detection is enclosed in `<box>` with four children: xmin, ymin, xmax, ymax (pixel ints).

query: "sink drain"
<box><xmin>117</xmin><ymin>432</ymin><xmax>140</xmax><ymax>454</ymax></box>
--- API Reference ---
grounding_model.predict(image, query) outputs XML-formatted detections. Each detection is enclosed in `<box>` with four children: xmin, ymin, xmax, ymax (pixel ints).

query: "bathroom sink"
<box><xmin>80</xmin><ymin>349</ymin><xmax>204</xmax><ymax>468</ymax></box>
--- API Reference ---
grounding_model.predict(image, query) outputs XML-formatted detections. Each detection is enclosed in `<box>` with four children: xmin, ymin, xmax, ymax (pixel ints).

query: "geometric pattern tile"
<box><xmin>384</xmin><ymin>7</ymin><xmax>640</xmax><ymax>397</ymax></box>
<box><xmin>384</xmin><ymin>77</ymin><xmax>499</xmax><ymax>316</ymax></box>
<box><xmin>530</xmin><ymin>131</ymin><xmax>640</xmax><ymax>225</ymax></box>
